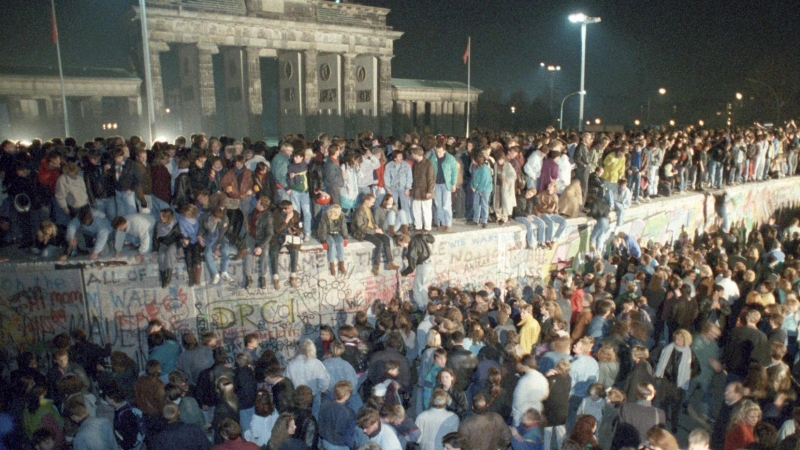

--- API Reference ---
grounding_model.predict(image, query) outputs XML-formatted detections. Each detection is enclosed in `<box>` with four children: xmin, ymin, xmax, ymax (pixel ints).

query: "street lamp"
<box><xmin>559</xmin><ymin>90</ymin><xmax>585</xmax><ymax>130</ymax></box>
<box><xmin>647</xmin><ymin>88</ymin><xmax>667</xmax><ymax>126</ymax></box>
<box><xmin>540</xmin><ymin>61</ymin><xmax>561</xmax><ymax>115</ymax></box>
<box><xmin>595</xmin><ymin>118</ymin><xmax>602</xmax><ymax>124</ymax></box>
<box><xmin>510</xmin><ymin>106</ymin><xmax>516</xmax><ymax>114</ymax></box>
<box><xmin>735</xmin><ymin>92</ymin><xmax>743</xmax><ymax>100</ymax></box>
<box><xmin>634</xmin><ymin>119</ymin><xmax>641</xmax><ymax>126</ymax></box>
<box><xmin>669</xmin><ymin>120</ymin><xmax>675</xmax><ymax>127</ymax></box>
<box><xmin>569</xmin><ymin>13</ymin><xmax>601</xmax><ymax>131</ymax></box>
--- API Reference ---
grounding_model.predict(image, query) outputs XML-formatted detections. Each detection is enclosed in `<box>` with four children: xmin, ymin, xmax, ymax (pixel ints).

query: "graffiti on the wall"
<box><xmin>3</xmin><ymin>178</ymin><xmax>800</xmax><ymax>366</ymax></box>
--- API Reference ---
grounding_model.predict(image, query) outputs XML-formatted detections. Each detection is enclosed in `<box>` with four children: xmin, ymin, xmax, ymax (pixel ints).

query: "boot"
<box><xmin>372</xmin><ymin>264</ymin><xmax>380</xmax><ymax>276</ymax></box>
<box><xmin>187</xmin><ymin>268</ymin><xmax>196</xmax><ymax>287</ymax></box>
<box><xmin>330</xmin><ymin>262</ymin><xmax>336</xmax><ymax>276</ymax></box>
<box><xmin>195</xmin><ymin>265</ymin><xmax>204</xmax><ymax>286</ymax></box>
<box><xmin>290</xmin><ymin>275</ymin><xmax>299</xmax><ymax>287</ymax></box>
<box><xmin>273</xmin><ymin>277</ymin><xmax>281</xmax><ymax>290</ymax></box>
<box><xmin>337</xmin><ymin>261</ymin><xmax>346</xmax><ymax>275</ymax></box>
<box><xmin>388</xmin><ymin>225</ymin><xmax>396</xmax><ymax>237</ymax></box>
<box><xmin>161</xmin><ymin>270</ymin><xmax>173</xmax><ymax>288</ymax></box>
<box><xmin>159</xmin><ymin>271</ymin><xmax>167</xmax><ymax>288</ymax></box>
<box><xmin>400</xmin><ymin>225</ymin><xmax>410</xmax><ymax>235</ymax></box>
<box><xmin>245</xmin><ymin>276</ymin><xmax>254</xmax><ymax>289</ymax></box>
<box><xmin>258</xmin><ymin>276</ymin><xmax>267</xmax><ymax>289</ymax></box>
<box><xmin>232</xmin><ymin>248</ymin><xmax>248</xmax><ymax>261</ymax></box>
<box><xmin>387</xmin><ymin>262</ymin><xmax>400</xmax><ymax>271</ymax></box>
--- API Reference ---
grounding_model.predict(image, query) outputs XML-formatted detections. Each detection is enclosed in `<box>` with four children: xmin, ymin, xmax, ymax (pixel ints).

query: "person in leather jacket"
<box><xmin>269</xmin><ymin>200</ymin><xmax>302</xmax><ymax>289</ymax></box>
<box><xmin>291</xmin><ymin>386</ymin><xmax>319</xmax><ymax>450</ymax></box>
<box><xmin>244</xmin><ymin>195</ymin><xmax>275</xmax><ymax>289</ymax></box>
<box><xmin>397</xmin><ymin>233</ymin><xmax>436</xmax><ymax>311</ymax></box>
<box><xmin>446</xmin><ymin>331</ymin><xmax>478</xmax><ymax>393</ymax></box>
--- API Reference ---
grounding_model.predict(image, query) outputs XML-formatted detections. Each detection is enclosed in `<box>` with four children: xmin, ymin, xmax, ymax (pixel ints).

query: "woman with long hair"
<box><xmin>246</xmin><ymin>389</ymin><xmax>280</xmax><ymax>448</ymax></box>
<box><xmin>645</xmin><ymin>427</ymin><xmax>679</xmax><ymax>450</ymax></box>
<box><xmin>267</xmin><ymin>412</ymin><xmax>306</xmax><ymax>450</ymax></box>
<box><xmin>725</xmin><ymin>400</ymin><xmax>761</xmax><ymax>450</ymax></box>
<box><xmin>394</xmin><ymin>313</ymin><xmax>417</xmax><ymax>364</ymax></box>
<box><xmin>212</xmin><ymin>375</ymin><xmax>240</xmax><ymax>445</ymax></box>
<box><xmin>477</xmin><ymin>366</ymin><xmax>512</xmax><ymax>421</ymax></box>
<box><xmin>436</xmin><ymin>368</ymin><xmax>468</xmax><ymax>419</ymax></box>
<box><xmin>654</xmin><ymin>329</ymin><xmax>700</xmax><ymax>433</ymax></box>
<box><xmin>566</xmin><ymin>414</ymin><xmax>599</xmax><ymax>449</ymax></box>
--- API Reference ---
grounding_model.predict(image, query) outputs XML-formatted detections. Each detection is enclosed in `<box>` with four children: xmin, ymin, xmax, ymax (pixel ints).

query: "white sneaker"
<box><xmin>303</xmin><ymin>234</ymin><xmax>310</xmax><ymax>242</ymax></box>
<box><xmin>211</xmin><ymin>274</ymin><xmax>220</xmax><ymax>285</ymax></box>
<box><xmin>220</xmin><ymin>272</ymin><xmax>233</xmax><ymax>282</ymax></box>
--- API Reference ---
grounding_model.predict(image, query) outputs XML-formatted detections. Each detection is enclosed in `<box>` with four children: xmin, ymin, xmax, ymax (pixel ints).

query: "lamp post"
<box><xmin>646</xmin><ymin>87</ymin><xmax>667</xmax><ymax>126</ymax></box>
<box><xmin>569</xmin><ymin>13</ymin><xmax>601</xmax><ymax>131</ymax></box>
<box><xmin>540</xmin><ymin>62</ymin><xmax>561</xmax><ymax>116</ymax></box>
<box><xmin>559</xmin><ymin>90</ymin><xmax>585</xmax><ymax>130</ymax></box>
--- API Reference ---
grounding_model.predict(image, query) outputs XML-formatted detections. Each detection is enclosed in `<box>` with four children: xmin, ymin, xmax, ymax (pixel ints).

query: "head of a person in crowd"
<box><xmin>687</xmin><ymin>428</ymin><xmax>710</xmax><ymax>450</ymax></box>
<box><xmin>672</xmin><ymin>329</ymin><xmax>692</xmax><ymax>348</ymax></box>
<box><xmin>442</xmin><ymin>431</ymin><xmax>464</xmax><ymax>450</ymax></box>
<box><xmin>516</xmin><ymin>353</ymin><xmax>537</xmax><ymax>374</ymax></box>
<box><xmin>724</xmin><ymin>381</ymin><xmax>744</xmax><ymax>405</ymax></box>
<box><xmin>53</xmin><ymin>348</ymin><xmax>70</xmax><ymax>370</ymax></box>
<box><xmin>645</xmin><ymin>427</ymin><xmax>679</xmax><ymax>450</ymax></box>
<box><xmin>573</xmin><ymin>337</ymin><xmax>594</xmax><ymax>356</ymax></box>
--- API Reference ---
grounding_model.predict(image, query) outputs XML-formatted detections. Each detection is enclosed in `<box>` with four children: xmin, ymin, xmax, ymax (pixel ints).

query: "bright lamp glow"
<box><xmin>658</xmin><ymin>88</ymin><xmax>667</xmax><ymax>95</ymax></box>
<box><xmin>735</xmin><ymin>92</ymin><xmax>743</xmax><ymax>100</ymax></box>
<box><xmin>569</xmin><ymin>13</ymin><xmax>587</xmax><ymax>23</ymax></box>
<box><xmin>669</xmin><ymin>120</ymin><xmax>676</xmax><ymax>126</ymax></box>
<box><xmin>595</xmin><ymin>118</ymin><xmax>601</xmax><ymax>124</ymax></box>
<box><xmin>634</xmin><ymin>120</ymin><xmax>641</xmax><ymax>126</ymax></box>
<box><xmin>699</xmin><ymin>120</ymin><xmax>705</xmax><ymax>126</ymax></box>
<box><xmin>540</xmin><ymin>62</ymin><xmax>545</xmax><ymax>67</ymax></box>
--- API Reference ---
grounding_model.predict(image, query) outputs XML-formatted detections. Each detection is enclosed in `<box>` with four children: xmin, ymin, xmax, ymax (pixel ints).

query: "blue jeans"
<box><xmin>411</xmin><ymin>259</ymin><xmax>434</xmax><ymax>311</ymax></box>
<box><xmin>614</xmin><ymin>202</ymin><xmax>626</xmax><ymax>227</ymax></box>
<box><xmin>290</xmin><ymin>191</ymin><xmax>312</xmax><ymax>237</ymax></box>
<box><xmin>325</xmin><ymin>234</ymin><xmax>345</xmax><ymax>263</ymax></box>
<box><xmin>95</xmin><ymin>197</ymin><xmax>117</xmax><ymax>223</ymax></box>
<box><xmin>115</xmin><ymin>190</ymin><xmax>137</xmax><ymax>216</ymax></box>
<box><xmin>433</xmin><ymin>184</ymin><xmax>453</xmax><ymax>227</ymax></box>
<box><xmin>51</xmin><ymin>197</ymin><xmax>71</xmax><ymax>227</ymax></box>
<box><xmin>40</xmin><ymin>244</ymin><xmax>63</xmax><ymax>259</ymax></box>
<box><xmin>515</xmin><ymin>216</ymin><xmax>546</xmax><ymax>246</ymax></box>
<box><xmin>708</xmin><ymin>160</ymin><xmax>722</xmax><ymax>188</ymax></box>
<box><xmin>388</xmin><ymin>187</ymin><xmax>412</xmax><ymax>224</ymax></box>
<box><xmin>541</xmin><ymin>213</ymin><xmax>566</xmax><ymax>242</ymax></box>
<box><xmin>627</xmin><ymin>169</ymin><xmax>641</xmax><ymax>201</ymax></box>
<box><xmin>590</xmin><ymin>216</ymin><xmax>610</xmax><ymax>256</ymax></box>
<box><xmin>203</xmin><ymin>238</ymin><xmax>232</xmax><ymax>277</ymax></box>
<box><xmin>472</xmin><ymin>191</ymin><xmax>489</xmax><ymax>223</ymax></box>
<box><xmin>150</xmin><ymin>196</ymin><xmax>172</xmax><ymax>220</ymax></box>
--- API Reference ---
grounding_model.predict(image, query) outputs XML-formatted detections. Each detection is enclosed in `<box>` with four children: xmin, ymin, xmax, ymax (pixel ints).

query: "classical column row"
<box><xmin>393</xmin><ymin>100</ymin><xmax>470</xmax><ymax>136</ymax></box>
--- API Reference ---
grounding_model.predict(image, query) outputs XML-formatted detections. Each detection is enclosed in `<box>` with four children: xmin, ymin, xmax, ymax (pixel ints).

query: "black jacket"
<box><xmin>323</xmin><ymin>157</ymin><xmax>344</xmax><ymax>204</ymax></box>
<box><xmin>585</xmin><ymin>195</ymin><xmax>610</xmax><ymax>220</ymax></box>
<box><xmin>84</xmin><ymin>161</ymin><xmax>115</xmax><ymax>202</ymax></box>
<box><xmin>149</xmin><ymin>421</ymin><xmax>211</xmax><ymax>450</ymax></box>
<box><xmin>188</xmin><ymin>163</ymin><xmax>210</xmax><ymax>195</ymax></box>
<box><xmin>401</xmin><ymin>233</ymin><xmax>434</xmax><ymax>276</ymax></box>
<box><xmin>172</xmin><ymin>172</ymin><xmax>192</xmax><ymax>211</ymax></box>
<box><xmin>250</xmin><ymin>206</ymin><xmax>276</xmax><ymax>249</ymax></box>
<box><xmin>154</xmin><ymin>223</ymin><xmax>182</xmax><ymax>252</ymax></box>
<box><xmin>446</xmin><ymin>345</ymin><xmax>478</xmax><ymax>392</ymax></box>
<box><xmin>234</xmin><ymin>366</ymin><xmax>257</xmax><ymax>410</ymax></box>
<box><xmin>115</xmin><ymin>160</ymin><xmax>141</xmax><ymax>192</ymax></box>
<box><xmin>292</xmin><ymin>408</ymin><xmax>319</xmax><ymax>450</ymax></box>
<box><xmin>542</xmin><ymin>373</ymin><xmax>571</xmax><ymax>426</ymax></box>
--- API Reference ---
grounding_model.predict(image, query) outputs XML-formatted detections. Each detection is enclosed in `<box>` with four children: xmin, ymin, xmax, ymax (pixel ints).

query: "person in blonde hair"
<box><xmin>725</xmin><ymin>400</ymin><xmax>761</xmax><ymax>450</ymax></box>
<box><xmin>654</xmin><ymin>329</ymin><xmax>699</xmax><ymax>433</ymax></box>
<box><xmin>284</xmin><ymin>339</ymin><xmax>330</xmax><ymax>417</ymax></box>
<box><xmin>317</xmin><ymin>203</ymin><xmax>349</xmax><ymax>276</ymax></box>
<box><xmin>35</xmin><ymin>220</ymin><xmax>66</xmax><ymax>258</ymax></box>
<box><xmin>646</xmin><ymin>427</ymin><xmax>679</xmax><ymax>450</ymax></box>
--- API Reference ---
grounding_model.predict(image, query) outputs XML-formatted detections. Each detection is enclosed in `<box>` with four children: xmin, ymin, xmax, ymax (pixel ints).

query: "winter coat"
<box><xmin>493</xmin><ymin>161</ymin><xmax>517</xmax><ymax>216</ymax></box>
<box><xmin>558</xmin><ymin>180</ymin><xmax>583</xmax><ymax>218</ymax></box>
<box><xmin>316</xmin><ymin>212</ymin><xmax>348</xmax><ymax>241</ymax></box>
<box><xmin>55</xmin><ymin>173</ymin><xmax>89</xmax><ymax>211</ymax></box>
<box><xmin>428</xmin><ymin>151</ymin><xmax>459</xmax><ymax>190</ymax></box>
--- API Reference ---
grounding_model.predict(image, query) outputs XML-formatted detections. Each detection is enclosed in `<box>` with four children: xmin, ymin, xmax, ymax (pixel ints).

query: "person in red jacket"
<box><xmin>724</xmin><ymin>400</ymin><xmax>761</xmax><ymax>450</ymax></box>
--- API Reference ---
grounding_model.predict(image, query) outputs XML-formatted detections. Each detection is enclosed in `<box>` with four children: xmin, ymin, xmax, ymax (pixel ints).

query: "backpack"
<box><xmin>116</xmin><ymin>403</ymin><xmax>146</xmax><ymax>450</ymax></box>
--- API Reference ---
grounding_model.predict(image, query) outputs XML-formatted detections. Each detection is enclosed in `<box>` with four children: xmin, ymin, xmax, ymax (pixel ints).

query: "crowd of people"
<box><xmin>2</xmin><ymin>123</ymin><xmax>800</xmax><ymax>449</ymax></box>
<box><xmin>2</xmin><ymin>122</ymin><xmax>799</xmax><ymax>284</ymax></box>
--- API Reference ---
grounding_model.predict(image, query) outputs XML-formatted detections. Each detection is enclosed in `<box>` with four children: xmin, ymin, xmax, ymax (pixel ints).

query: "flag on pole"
<box><xmin>462</xmin><ymin>40</ymin><xmax>470</xmax><ymax>64</ymax></box>
<box><xmin>51</xmin><ymin>3</ymin><xmax>58</xmax><ymax>44</ymax></box>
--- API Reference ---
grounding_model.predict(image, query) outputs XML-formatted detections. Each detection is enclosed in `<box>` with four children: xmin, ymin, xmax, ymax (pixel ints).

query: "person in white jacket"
<box><xmin>511</xmin><ymin>354</ymin><xmax>549</xmax><ymax>426</ymax></box>
<box><xmin>415</xmin><ymin>389</ymin><xmax>459</xmax><ymax>450</ymax></box>
<box><xmin>284</xmin><ymin>339</ymin><xmax>330</xmax><ymax>417</ymax></box>
<box><xmin>111</xmin><ymin>213</ymin><xmax>156</xmax><ymax>262</ymax></box>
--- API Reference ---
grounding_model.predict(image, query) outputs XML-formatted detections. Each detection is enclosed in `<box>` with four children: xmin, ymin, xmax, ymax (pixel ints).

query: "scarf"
<box><xmin>156</xmin><ymin>219</ymin><xmax>175</xmax><ymax>238</ymax></box>
<box><xmin>654</xmin><ymin>343</ymin><xmax>692</xmax><ymax>390</ymax></box>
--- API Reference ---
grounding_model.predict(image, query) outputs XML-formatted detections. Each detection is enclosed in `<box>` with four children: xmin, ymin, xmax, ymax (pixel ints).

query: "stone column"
<box><xmin>148</xmin><ymin>41</ymin><xmax>169</xmax><ymax>119</ymax></box>
<box><xmin>245</xmin><ymin>47</ymin><xmax>263</xmax><ymax>138</ymax></box>
<box><xmin>415</xmin><ymin>100</ymin><xmax>426</xmax><ymax>132</ymax></box>
<box><xmin>431</xmin><ymin>101</ymin><xmax>442</xmax><ymax>133</ymax></box>
<box><xmin>342</xmin><ymin>53</ymin><xmax>357</xmax><ymax>137</ymax></box>
<box><xmin>197</xmin><ymin>43</ymin><xmax>217</xmax><ymax>131</ymax></box>
<box><xmin>127</xmin><ymin>96</ymin><xmax>142</xmax><ymax>117</ymax></box>
<box><xmin>85</xmin><ymin>96</ymin><xmax>103</xmax><ymax>118</ymax></box>
<box><xmin>453</xmin><ymin>102</ymin><xmax>465</xmax><ymax>137</ymax></box>
<box><xmin>6</xmin><ymin>96</ymin><xmax>23</xmax><ymax>121</ymax></box>
<box><xmin>51</xmin><ymin>96</ymin><xmax>64</xmax><ymax>118</ymax></box>
<box><xmin>304</xmin><ymin>49</ymin><xmax>319</xmax><ymax>138</ymax></box>
<box><xmin>378</xmin><ymin>56</ymin><xmax>393</xmax><ymax>136</ymax></box>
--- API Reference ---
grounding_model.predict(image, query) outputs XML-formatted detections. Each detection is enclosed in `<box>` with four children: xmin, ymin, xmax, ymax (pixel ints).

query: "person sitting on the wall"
<box><xmin>317</xmin><ymin>203</ymin><xmax>348</xmax><ymax>277</ymax></box>
<box><xmin>397</xmin><ymin>232</ymin><xmax>435</xmax><ymax>312</ymax></box>
<box><xmin>177</xmin><ymin>203</ymin><xmax>203</xmax><ymax>287</ymax></box>
<box><xmin>61</xmin><ymin>206</ymin><xmax>113</xmax><ymax>261</ymax></box>
<box><xmin>154</xmin><ymin>208</ymin><xmax>182</xmax><ymax>288</ymax></box>
<box><xmin>111</xmin><ymin>213</ymin><xmax>156</xmax><ymax>264</ymax></box>
<box><xmin>243</xmin><ymin>195</ymin><xmax>275</xmax><ymax>290</ymax></box>
<box><xmin>269</xmin><ymin>200</ymin><xmax>303</xmax><ymax>289</ymax></box>
<box><xmin>352</xmin><ymin>193</ymin><xmax>400</xmax><ymax>276</ymax></box>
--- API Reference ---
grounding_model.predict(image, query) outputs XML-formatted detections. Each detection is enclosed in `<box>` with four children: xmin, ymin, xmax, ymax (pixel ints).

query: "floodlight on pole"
<box><xmin>569</xmin><ymin>13</ymin><xmax>601</xmax><ymax>131</ymax></box>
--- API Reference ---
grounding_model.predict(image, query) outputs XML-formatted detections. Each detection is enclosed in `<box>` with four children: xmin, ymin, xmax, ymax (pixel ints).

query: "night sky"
<box><xmin>1</xmin><ymin>0</ymin><xmax>798</xmax><ymax>125</ymax></box>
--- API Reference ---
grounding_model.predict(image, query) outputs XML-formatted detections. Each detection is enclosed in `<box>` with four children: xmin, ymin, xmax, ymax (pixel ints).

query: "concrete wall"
<box><xmin>2</xmin><ymin>178</ymin><xmax>799</xmax><ymax>368</ymax></box>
